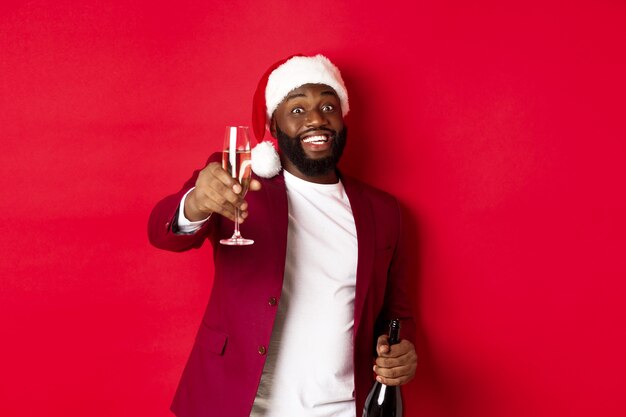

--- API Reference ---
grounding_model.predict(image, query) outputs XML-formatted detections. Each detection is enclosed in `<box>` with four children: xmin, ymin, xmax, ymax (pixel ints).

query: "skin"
<box><xmin>374</xmin><ymin>335</ymin><xmax>418</xmax><ymax>386</ymax></box>
<box><xmin>270</xmin><ymin>83</ymin><xmax>344</xmax><ymax>184</ymax></box>
<box><xmin>184</xmin><ymin>83</ymin><xmax>417</xmax><ymax>386</ymax></box>
<box><xmin>184</xmin><ymin>163</ymin><xmax>261</xmax><ymax>223</ymax></box>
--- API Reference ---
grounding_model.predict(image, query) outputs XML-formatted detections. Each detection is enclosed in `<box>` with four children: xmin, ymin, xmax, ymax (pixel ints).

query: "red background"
<box><xmin>1</xmin><ymin>1</ymin><xmax>625</xmax><ymax>416</ymax></box>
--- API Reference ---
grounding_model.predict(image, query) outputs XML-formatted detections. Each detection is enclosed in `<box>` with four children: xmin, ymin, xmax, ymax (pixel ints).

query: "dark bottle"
<box><xmin>362</xmin><ymin>319</ymin><xmax>403</xmax><ymax>417</ymax></box>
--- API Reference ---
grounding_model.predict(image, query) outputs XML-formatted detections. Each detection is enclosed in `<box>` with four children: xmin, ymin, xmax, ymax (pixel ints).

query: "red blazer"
<box><xmin>148</xmin><ymin>155</ymin><xmax>416</xmax><ymax>417</ymax></box>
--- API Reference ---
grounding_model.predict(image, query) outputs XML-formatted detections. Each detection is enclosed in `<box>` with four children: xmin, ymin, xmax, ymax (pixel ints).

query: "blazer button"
<box><xmin>258</xmin><ymin>345</ymin><xmax>267</xmax><ymax>355</ymax></box>
<box><xmin>268</xmin><ymin>297</ymin><xmax>277</xmax><ymax>306</ymax></box>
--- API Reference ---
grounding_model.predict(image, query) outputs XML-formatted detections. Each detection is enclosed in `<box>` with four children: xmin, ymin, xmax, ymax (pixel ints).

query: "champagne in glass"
<box><xmin>219</xmin><ymin>126</ymin><xmax>254</xmax><ymax>246</ymax></box>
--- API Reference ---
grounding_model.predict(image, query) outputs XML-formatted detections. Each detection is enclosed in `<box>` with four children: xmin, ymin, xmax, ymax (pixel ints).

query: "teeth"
<box><xmin>302</xmin><ymin>135</ymin><xmax>328</xmax><ymax>144</ymax></box>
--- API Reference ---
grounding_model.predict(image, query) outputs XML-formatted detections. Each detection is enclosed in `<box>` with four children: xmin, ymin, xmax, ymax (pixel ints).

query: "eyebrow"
<box><xmin>284</xmin><ymin>89</ymin><xmax>339</xmax><ymax>101</ymax></box>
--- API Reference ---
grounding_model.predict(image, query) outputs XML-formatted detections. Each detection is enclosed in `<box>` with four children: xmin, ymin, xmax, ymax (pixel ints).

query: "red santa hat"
<box><xmin>252</xmin><ymin>54</ymin><xmax>350</xmax><ymax>141</ymax></box>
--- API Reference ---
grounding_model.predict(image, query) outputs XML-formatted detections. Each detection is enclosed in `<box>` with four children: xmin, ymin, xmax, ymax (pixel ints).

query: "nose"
<box><xmin>305</xmin><ymin>108</ymin><xmax>327</xmax><ymax>127</ymax></box>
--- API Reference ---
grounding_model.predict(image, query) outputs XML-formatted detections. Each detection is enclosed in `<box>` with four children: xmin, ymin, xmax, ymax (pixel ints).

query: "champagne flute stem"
<box><xmin>233</xmin><ymin>207</ymin><xmax>242</xmax><ymax>239</ymax></box>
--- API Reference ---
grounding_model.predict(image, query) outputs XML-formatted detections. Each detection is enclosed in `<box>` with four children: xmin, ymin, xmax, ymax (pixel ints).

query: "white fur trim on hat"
<box><xmin>265</xmin><ymin>54</ymin><xmax>350</xmax><ymax>119</ymax></box>
<box><xmin>251</xmin><ymin>141</ymin><xmax>281</xmax><ymax>178</ymax></box>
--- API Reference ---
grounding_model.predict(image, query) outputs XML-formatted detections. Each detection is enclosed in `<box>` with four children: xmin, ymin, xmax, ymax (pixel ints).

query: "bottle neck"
<box><xmin>388</xmin><ymin>319</ymin><xmax>401</xmax><ymax>345</ymax></box>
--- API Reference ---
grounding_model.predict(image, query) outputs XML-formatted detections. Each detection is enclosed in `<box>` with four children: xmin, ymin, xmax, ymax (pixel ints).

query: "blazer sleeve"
<box><xmin>377</xmin><ymin>198</ymin><xmax>417</xmax><ymax>346</ymax></box>
<box><xmin>147</xmin><ymin>153</ymin><xmax>221</xmax><ymax>252</ymax></box>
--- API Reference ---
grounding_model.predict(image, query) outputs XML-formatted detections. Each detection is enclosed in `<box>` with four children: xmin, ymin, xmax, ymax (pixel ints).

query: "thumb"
<box><xmin>376</xmin><ymin>334</ymin><xmax>390</xmax><ymax>356</ymax></box>
<box><xmin>249</xmin><ymin>179</ymin><xmax>262</xmax><ymax>192</ymax></box>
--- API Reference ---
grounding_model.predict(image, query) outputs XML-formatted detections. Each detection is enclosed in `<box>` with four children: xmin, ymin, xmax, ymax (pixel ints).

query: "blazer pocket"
<box><xmin>196</xmin><ymin>323</ymin><xmax>228</xmax><ymax>356</ymax></box>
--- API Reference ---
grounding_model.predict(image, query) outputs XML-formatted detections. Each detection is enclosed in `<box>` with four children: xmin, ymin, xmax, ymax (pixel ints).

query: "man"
<box><xmin>148</xmin><ymin>54</ymin><xmax>417</xmax><ymax>417</ymax></box>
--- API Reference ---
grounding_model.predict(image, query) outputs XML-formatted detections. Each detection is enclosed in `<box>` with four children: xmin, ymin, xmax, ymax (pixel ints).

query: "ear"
<box><xmin>269</xmin><ymin>116</ymin><xmax>277</xmax><ymax>139</ymax></box>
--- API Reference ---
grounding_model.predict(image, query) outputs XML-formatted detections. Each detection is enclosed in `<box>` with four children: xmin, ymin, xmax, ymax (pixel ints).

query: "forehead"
<box><xmin>283</xmin><ymin>83</ymin><xmax>339</xmax><ymax>101</ymax></box>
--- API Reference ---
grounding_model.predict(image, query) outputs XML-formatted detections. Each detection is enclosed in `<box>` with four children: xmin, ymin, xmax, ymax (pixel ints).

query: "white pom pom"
<box><xmin>251</xmin><ymin>141</ymin><xmax>282</xmax><ymax>178</ymax></box>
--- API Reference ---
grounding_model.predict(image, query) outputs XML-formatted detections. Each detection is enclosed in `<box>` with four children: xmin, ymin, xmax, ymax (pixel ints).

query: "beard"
<box><xmin>275</xmin><ymin>125</ymin><xmax>348</xmax><ymax>177</ymax></box>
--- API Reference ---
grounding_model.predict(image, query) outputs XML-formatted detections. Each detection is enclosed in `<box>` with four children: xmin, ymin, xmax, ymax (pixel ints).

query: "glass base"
<box><xmin>220</xmin><ymin>237</ymin><xmax>254</xmax><ymax>246</ymax></box>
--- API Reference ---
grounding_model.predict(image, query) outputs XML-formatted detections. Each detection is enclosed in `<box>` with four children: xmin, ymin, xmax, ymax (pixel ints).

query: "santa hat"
<box><xmin>252</xmin><ymin>54</ymin><xmax>350</xmax><ymax>141</ymax></box>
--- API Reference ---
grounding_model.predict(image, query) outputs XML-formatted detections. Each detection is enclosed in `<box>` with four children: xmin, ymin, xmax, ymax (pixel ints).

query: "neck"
<box><xmin>281</xmin><ymin>158</ymin><xmax>339</xmax><ymax>184</ymax></box>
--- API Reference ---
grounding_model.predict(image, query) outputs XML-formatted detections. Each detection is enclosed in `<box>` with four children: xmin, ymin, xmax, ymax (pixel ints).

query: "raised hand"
<box><xmin>184</xmin><ymin>162</ymin><xmax>261</xmax><ymax>223</ymax></box>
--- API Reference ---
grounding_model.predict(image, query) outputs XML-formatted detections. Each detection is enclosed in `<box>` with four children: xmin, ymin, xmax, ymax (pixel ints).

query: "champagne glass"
<box><xmin>220</xmin><ymin>126</ymin><xmax>254</xmax><ymax>246</ymax></box>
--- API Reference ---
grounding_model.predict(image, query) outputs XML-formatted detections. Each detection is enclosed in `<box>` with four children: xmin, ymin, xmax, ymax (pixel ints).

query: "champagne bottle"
<box><xmin>362</xmin><ymin>319</ymin><xmax>403</xmax><ymax>417</ymax></box>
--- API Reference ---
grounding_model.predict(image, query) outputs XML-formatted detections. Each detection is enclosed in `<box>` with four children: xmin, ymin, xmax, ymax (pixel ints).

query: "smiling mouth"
<box><xmin>301</xmin><ymin>134</ymin><xmax>330</xmax><ymax>145</ymax></box>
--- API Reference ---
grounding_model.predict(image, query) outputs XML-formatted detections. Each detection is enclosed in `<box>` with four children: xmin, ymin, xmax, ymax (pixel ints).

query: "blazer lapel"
<box><xmin>342</xmin><ymin>175</ymin><xmax>375</xmax><ymax>339</ymax></box>
<box><xmin>260</xmin><ymin>172</ymin><xmax>289</xmax><ymax>275</ymax></box>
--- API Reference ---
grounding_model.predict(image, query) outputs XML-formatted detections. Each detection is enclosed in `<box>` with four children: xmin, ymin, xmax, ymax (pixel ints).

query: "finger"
<box><xmin>238</xmin><ymin>198</ymin><xmax>252</xmax><ymax>213</ymax></box>
<box><xmin>236</xmin><ymin>199</ymin><xmax>252</xmax><ymax>224</ymax></box>
<box><xmin>376</xmin><ymin>335</ymin><xmax>390</xmax><ymax>355</ymax></box>
<box><xmin>192</xmin><ymin>187</ymin><xmax>238</xmax><ymax>222</ymax></box>
<box><xmin>249</xmin><ymin>179</ymin><xmax>262</xmax><ymax>192</ymax></box>
<box><xmin>196</xmin><ymin>165</ymin><xmax>239</xmax><ymax>206</ymax></box>
<box><xmin>207</xmin><ymin>163</ymin><xmax>242</xmax><ymax>194</ymax></box>
<box><xmin>376</xmin><ymin>339</ymin><xmax>414</xmax><ymax>359</ymax></box>
<box><xmin>374</xmin><ymin>365</ymin><xmax>416</xmax><ymax>386</ymax></box>
<box><xmin>196</xmin><ymin>164</ymin><xmax>256</xmax><ymax>223</ymax></box>
<box><xmin>193</xmin><ymin>166</ymin><xmax>244</xmax><ymax>222</ymax></box>
<box><xmin>207</xmin><ymin>179</ymin><xmax>243</xmax><ymax>208</ymax></box>
<box><xmin>376</xmin><ymin>345</ymin><xmax>417</xmax><ymax>368</ymax></box>
<box><xmin>198</xmin><ymin>182</ymin><xmax>238</xmax><ymax>211</ymax></box>
<box><xmin>374</xmin><ymin>362</ymin><xmax>415</xmax><ymax>379</ymax></box>
<box><xmin>204</xmin><ymin>197</ymin><xmax>237</xmax><ymax>222</ymax></box>
<box><xmin>375</xmin><ymin>355</ymin><xmax>400</xmax><ymax>369</ymax></box>
<box><xmin>205</xmin><ymin>188</ymin><xmax>249</xmax><ymax>224</ymax></box>
<box><xmin>374</xmin><ymin>349</ymin><xmax>417</xmax><ymax>387</ymax></box>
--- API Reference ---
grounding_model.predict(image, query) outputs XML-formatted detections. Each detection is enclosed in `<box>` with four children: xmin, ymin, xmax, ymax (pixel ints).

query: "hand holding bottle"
<box><xmin>363</xmin><ymin>320</ymin><xmax>410</xmax><ymax>416</ymax></box>
<box><xmin>373</xmin><ymin>335</ymin><xmax>417</xmax><ymax>386</ymax></box>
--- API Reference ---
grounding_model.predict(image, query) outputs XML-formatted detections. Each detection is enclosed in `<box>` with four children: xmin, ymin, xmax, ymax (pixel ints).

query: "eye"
<box><xmin>322</xmin><ymin>104</ymin><xmax>335</xmax><ymax>112</ymax></box>
<box><xmin>291</xmin><ymin>107</ymin><xmax>304</xmax><ymax>114</ymax></box>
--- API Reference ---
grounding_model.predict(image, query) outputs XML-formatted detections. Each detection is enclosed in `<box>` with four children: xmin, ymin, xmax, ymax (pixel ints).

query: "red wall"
<box><xmin>1</xmin><ymin>1</ymin><xmax>625</xmax><ymax>416</ymax></box>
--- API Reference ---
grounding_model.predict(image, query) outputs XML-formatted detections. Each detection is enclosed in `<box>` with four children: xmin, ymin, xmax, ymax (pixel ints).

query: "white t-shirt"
<box><xmin>250</xmin><ymin>170</ymin><xmax>358</xmax><ymax>416</ymax></box>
